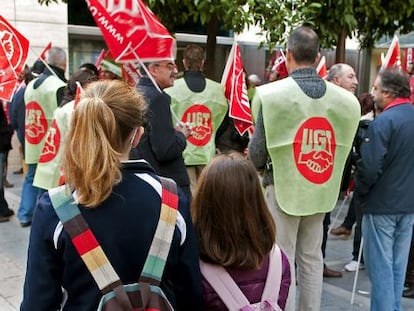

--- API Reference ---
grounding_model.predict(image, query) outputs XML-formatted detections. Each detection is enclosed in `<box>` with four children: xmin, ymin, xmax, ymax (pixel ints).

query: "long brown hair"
<box><xmin>62</xmin><ymin>80</ymin><xmax>147</xmax><ymax>207</ymax></box>
<box><xmin>192</xmin><ymin>153</ymin><xmax>276</xmax><ymax>269</ymax></box>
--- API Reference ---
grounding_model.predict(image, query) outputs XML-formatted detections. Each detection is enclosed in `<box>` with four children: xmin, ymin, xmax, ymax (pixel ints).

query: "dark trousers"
<box><xmin>405</xmin><ymin>229</ymin><xmax>414</xmax><ymax>287</ymax></box>
<box><xmin>322</xmin><ymin>213</ymin><xmax>330</xmax><ymax>258</ymax></box>
<box><xmin>322</xmin><ymin>194</ymin><xmax>363</xmax><ymax>262</ymax></box>
<box><xmin>350</xmin><ymin>195</ymin><xmax>363</xmax><ymax>262</ymax></box>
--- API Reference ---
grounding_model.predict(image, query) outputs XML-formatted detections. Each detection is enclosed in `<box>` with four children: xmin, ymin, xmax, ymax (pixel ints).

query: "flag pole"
<box><xmin>351</xmin><ymin>237</ymin><xmax>364</xmax><ymax>304</ymax></box>
<box><xmin>29</xmin><ymin>46</ymin><xmax>58</xmax><ymax>79</ymax></box>
<box><xmin>328</xmin><ymin>192</ymin><xmax>351</xmax><ymax>235</ymax></box>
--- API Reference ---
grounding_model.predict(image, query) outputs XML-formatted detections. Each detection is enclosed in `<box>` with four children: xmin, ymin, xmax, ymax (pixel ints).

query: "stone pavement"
<box><xmin>1</xmin><ymin>136</ymin><xmax>414</xmax><ymax>310</ymax></box>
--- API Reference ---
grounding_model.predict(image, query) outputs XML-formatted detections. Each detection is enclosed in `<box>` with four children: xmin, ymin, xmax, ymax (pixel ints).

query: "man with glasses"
<box><xmin>130</xmin><ymin>59</ymin><xmax>192</xmax><ymax>201</ymax></box>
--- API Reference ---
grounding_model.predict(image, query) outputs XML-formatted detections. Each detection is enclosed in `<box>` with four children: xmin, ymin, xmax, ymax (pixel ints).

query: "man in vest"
<box><xmin>17</xmin><ymin>47</ymin><xmax>67</xmax><ymax>227</ymax></box>
<box><xmin>165</xmin><ymin>44</ymin><xmax>228</xmax><ymax>193</ymax></box>
<box><xmin>248</xmin><ymin>26</ymin><xmax>360</xmax><ymax>311</ymax></box>
<box><xmin>129</xmin><ymin>59</ymin><xmax>192</xmax><ymax>201</ymax></box>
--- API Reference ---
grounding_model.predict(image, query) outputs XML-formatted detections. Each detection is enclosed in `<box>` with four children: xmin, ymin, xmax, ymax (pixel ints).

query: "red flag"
<box><xmin>402</xmin><ymin>48</ymin><xmax>414</xmax><ymax>72</ymax></box>
<box><xmin>122</xmin><ymin>62</ymin><xmax>141</xmax><ymax>86</ymax></box>
<box><xmin>74</xmin><ymin>82</ymin><xmax>82</xmax><ymax>108</ymax></box>
<box><xmin>0</xmin><ymin>15</ymin><xmax>29</xmax><ymax>101</ymax></box>
<box><xmin>272</xmin><ymin>49</ymin><xmax>288</xmax><ymax>79</ymax></box>
<box><xmin>95</xmin><ymin>49</ymin><xmax>106</xmax><ymax>68</ymax></box>
<box><xmin>39</xmin><ymin>42</ymin><xmax>52</xmax><ymax>60</ymax></box>
<box><xmin>85</xmin><ymin>0</ymin><xmax>175</xmax><ymax>62</ymax></box>
<box><xmin>221</xmin><ymin>42</ymin><xmax>253</xmax><ymax>135</ymax></box>
<box><xmin>316</xmin><ymin>56</ymin><xmax>328</xmax><ymax>79</ymax></box>
<box><xmin>0</xmin><ymin>43</ymin><xmax>18</xmax><ymax>101</ymax></box>
<box><xmin>0</xmin><ymin>15</ymin><xmax>29</xmax><ymax>77</ymax></box>
<box><xmin>381</xmin><ymin>36</ymin><xmax>401</xmax><ymax>70</ymax></box>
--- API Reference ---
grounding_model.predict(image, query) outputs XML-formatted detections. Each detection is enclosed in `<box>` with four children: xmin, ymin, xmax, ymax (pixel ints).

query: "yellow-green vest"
<box><xmin>166</xmin><ymin>78</ymin><xmax>228</xmax><ymax>166</ymax></box>
<box><xmin>256</xmin><ymin>77</ymin><xmax>360</xmax><ymax>216</ymax></box>
<box><xmin>24</xmin><ymin>76</ymin><xmax>66</xmax><ymax>164</ymax></box>
<box><xmin>33</xmin><ymin>100</ymin><xmax>74</xmax><ymax>190</ymax></box>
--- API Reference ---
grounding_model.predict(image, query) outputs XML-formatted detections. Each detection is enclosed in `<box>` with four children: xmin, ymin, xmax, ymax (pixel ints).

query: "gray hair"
<box><xmin>326</xmin><ymin>63</ymin><xmax>345</xmax><ymax>82</ymax></box>
<box><xmin>47</xmin><ymin>47</ymin><xmax>67</xmax><ymax>70</ymax></box>
<box><xmin>378</xmin><ymin>68</ymin><xmax>410</xmax><ymax>98</ymax></box>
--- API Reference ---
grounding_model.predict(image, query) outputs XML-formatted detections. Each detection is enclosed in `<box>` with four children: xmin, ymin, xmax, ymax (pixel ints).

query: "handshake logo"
<box><xmin>293</xmin><ymin>117</ymin><xmax>336</xmax><ymax>184</ymax></box>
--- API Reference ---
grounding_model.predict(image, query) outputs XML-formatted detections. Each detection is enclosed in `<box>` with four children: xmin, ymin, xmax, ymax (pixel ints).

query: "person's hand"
<box><xmin>175</xmin><ymin>122</ymin><xmax>192</xmax><ymax>138</ymax></box>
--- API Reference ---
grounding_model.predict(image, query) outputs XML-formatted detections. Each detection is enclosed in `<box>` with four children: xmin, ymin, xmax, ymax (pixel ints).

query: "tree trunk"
<box><xmin>205</xmin><ymin>15</ymin><xmax>218</xmax><ymax>80</ymax></box>
<box><xmin>335</xmin><ymin>29</ymin><xmax>347</xmax><ymax>63</ymax></box>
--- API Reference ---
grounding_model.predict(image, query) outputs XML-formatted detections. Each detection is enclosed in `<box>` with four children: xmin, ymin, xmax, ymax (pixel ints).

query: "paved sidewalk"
<box><xmin>1</xmin><ymin>136</ymin><xmax>414</xmax><ymax>310</ymax></box>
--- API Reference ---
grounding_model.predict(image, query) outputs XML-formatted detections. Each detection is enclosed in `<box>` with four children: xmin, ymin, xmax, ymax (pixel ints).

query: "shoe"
<box><xmin>4</xmin><ymin>180</ymin><xmax>14</xmax><ymax>188</ymax></box>
<box><xmin>13</xmin><ymin>168</ymin><xmax>23</xmax><ymax>174</ymax></box>
<box><xmin>0</xmin><ymin>216</ymin><xmax>10</xmax><ymax>223</ymax></box>
<box><xmin>20</xmin><ymin>221</ymin><xmax>32</xmax><ymax>228</ymax></box>
<box><xmin>330</xmin><ymin>226</ymin><xmax>352</xmax><ymax>236</ymax></box>
<box><xmin>403</xmin><ymin>287</ymin><xmax>414</xmax><ymax>298</ymax></box>
<box><xmin>345</xmin><ymin>260</ymin><xmax>364</xmax><ymax>272</ymax></box>
<box><xmin>1</xmin><ymin>209</ymin><xmax>14</xmax><ymax>217</ymax></box>
<box><xmin>323</xmin><ymin>264</ymin><xmax>343</xmax><ymax>278</ymax></box>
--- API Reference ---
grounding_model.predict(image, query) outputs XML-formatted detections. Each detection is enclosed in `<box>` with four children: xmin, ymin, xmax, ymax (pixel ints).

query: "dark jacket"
<box><xmin>356</xmin><ymin>102</ymin><xmax>414</xmax><ymax>215</ymax></box>
<box><xmin>202</xmin><ymin>251</ymin><xmax>291</xmax><ymax>310</ymax></box>
<box><xmin>0</xmin><ymin>104</ymin><xmax>12</xmax><ymax>153</ymax></box>
<box><xmin>130</xmin><ymin>76</ymin><xmax>190</xmax><ymax>189</ymax></box>
<box><xmin>9</xmin><ymin>85</ymin><xmax>26</xmax><ymax>146</ymax></box>
<box><xmin>21</xmin><ymin>160</ymin><xmax>203</xmax><ymax>310</ymax></box>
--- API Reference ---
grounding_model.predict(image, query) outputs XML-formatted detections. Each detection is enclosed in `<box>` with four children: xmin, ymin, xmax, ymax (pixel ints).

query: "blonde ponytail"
<box><xmin>62</xmin><ymin>80</ymin><xmax>147</xmax><ymax>207</ymax></box>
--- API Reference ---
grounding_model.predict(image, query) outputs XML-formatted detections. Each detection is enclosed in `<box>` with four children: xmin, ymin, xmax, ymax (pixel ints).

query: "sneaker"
<box><xmin>345</xmin><ymin>260</ymin><xmax>364</xmax><ymax>272</ymax></box>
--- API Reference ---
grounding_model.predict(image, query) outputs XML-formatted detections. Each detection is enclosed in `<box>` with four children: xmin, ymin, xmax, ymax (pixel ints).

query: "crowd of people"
<box><xmin>1</xmin><ymin>25</ymin><xmax>414</xmax><ymax>311</ymax></box>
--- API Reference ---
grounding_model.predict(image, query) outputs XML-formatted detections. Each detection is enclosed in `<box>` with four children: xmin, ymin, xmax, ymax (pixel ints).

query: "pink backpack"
<box><xmin>200</xmin><ymin>245</ymin><xmax>283</xmax><ymax>311</ymax></box>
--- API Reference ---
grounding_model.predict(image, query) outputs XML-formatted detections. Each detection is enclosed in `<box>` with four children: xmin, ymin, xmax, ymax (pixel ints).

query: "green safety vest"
<box><xmin>251</xmin><ymin>88</ymin><xmax>261</xmax><ymax>124</ymax></box>
<box><xmin>257</xmin><ymin>77</ymin><xmax>360</xmax><ymax>216</ymax></box>
<box><xmin>166</xmin><ymin>78</ymin><xmax>228</xmax><ymax>165</ymax></box>
<box><xmin>33</xmin><ymin>100</ymin><xmax>74</xmax><ymax>190</ymax></box>
<box><xmin>24</xmin><ymin>75</ymin><xmax>66</xmax><ymax>164</ymax></box>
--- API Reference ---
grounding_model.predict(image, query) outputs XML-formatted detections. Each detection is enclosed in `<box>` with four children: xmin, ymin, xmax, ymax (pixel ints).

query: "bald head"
<box><xmin>327</xmin><ymin>63</ymin><xmax>358</xmax><ymax>93</ymax></box>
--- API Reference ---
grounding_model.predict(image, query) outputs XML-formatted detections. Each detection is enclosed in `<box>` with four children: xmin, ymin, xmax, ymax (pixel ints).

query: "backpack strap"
<box><xmin>49</xmin><ymin>185</ymin><xmax>123</xmax><ymax>295</ymax></box>
<box><xmin>200</xmin><ymin>261</ymin><xmax>249</xmax><ymax>310</ymax></box>
<box><xmin>49</xmin><ymin>177</ymin><xmax>178</xmax><ymax>306</ymax></box>
<box><xmin>139</xmin><ymin>177</ymin><xmax>178</xmax><ymax>285</ymax></box>
<box><xmin>261</xmin><ymin>244</ymin><xmax>282</xmax><ymax>302</ymax></box>
<box><xmin>200</xmin><ymin>244</ymin><xmax>283</xmax><ymax>310</ymax></box>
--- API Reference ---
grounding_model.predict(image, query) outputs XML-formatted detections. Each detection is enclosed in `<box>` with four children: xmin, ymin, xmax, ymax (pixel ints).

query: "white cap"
<box><xmin>248</xmin><ymin>74</ymin><xmax>261</xmax><ymax>85</ymax></box>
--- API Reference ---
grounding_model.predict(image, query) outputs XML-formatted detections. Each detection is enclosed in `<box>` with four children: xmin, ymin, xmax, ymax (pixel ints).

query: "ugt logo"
<box><xmin>25</xmin><ymin>101</ymin><xmax>47</xmax><ymax>145</ymax></box>
<box><xmin>182</xmin><ymin>104</ymin><xmax>212</xmax><ymax>147</ymax></box>
<box><xmin>38</xmin><ymin>119</ymin><xmax>61</xmax><ymax>163</ymax></box>
<box><xmin>293</xmin><ymin>117</ymin><xmax>335</xmax><ymax>184</ymax></box>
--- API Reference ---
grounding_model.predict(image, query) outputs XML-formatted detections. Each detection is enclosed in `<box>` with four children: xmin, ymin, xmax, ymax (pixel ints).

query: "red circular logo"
<box><xmin>25</xmin><ymin>101</ymin><xmax>48</xmax><ymax>145</ymax></box>
<box><xmin>293</xmin><ymin>117</ymin><xmax>336</xmax><ymax>184</ymax></box>
<box><xmin>38</xmin><ymin>119</ymin><xmax>61</xmax><ymax>163</ymax></box>
<box><xmin>0</xmin><ymin>20</ymin><xmax>27</xmax><ymax>72</ymax></box>
<box><xmin>181</xmin><ymin>104</ymin><xmax>212</xmax><ymax>147</ymax></box>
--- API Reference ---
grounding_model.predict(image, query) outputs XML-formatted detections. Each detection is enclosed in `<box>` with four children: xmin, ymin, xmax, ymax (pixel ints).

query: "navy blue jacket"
<box><xmin>9</xmin><ymin>86</ymin><xmax>26</xmax><ymax>146</ymax></box>
<box><xmin>356</xmin><ymin>102</ymin><xmax>414</xmax><ymax>215</ymax></box>
<box><xmin>21</xmin><ymin>160</ymin><xmax>203</xmax><ymax>310</ymax></box>
<box><xmin>130</xmin><ymin>77</ymin><xmax>190</xmax><ymax>192</ymax></box>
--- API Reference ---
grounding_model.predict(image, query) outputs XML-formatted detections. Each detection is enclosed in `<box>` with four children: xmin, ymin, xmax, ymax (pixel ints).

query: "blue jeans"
<box><xmin>362</xmin><ymin>213</ymin><xmax>414</xmax><ymax>311</ymax></box>
<box><xmin>17</xmin><ymin>164</ymin><xmax>42</xmax><ymax>223</ymax></box>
